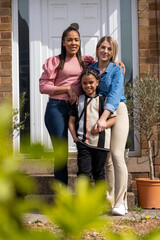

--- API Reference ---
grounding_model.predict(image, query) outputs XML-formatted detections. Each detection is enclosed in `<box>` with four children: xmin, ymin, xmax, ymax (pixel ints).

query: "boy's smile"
<box><xmin>81</xmin><ymin>75</ymin><xmax>99</xmax><ymax>97</ymax></box>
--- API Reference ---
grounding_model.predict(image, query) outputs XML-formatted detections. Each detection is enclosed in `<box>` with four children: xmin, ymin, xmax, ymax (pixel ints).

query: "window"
<box><xmin>120</xmin><ymin>0</ymin><xmax>139</xmax><ymax>155</ymax></box>
<box><xmin>18</xmin><ymin>0</ymin><xmax>30</xmax><ymax>150</ymax></box>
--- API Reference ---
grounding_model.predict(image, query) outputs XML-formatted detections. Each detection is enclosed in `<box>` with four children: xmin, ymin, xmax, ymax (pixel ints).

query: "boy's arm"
<box><xmin>69</xmin><ymin>116</ymin><xmax>80</xmax><ymax>143</ymax></box>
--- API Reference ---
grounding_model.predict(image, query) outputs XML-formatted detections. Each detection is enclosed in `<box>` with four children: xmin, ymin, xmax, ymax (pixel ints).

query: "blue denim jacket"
<box><xmin>88</xmin><ymin>61</ymin><xmax>126</xmax><ymax>112</ymax></box>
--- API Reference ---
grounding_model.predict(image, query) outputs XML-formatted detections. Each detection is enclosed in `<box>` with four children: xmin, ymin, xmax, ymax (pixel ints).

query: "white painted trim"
<box><xmin>108</xmin><ymin>0</ymin><xmax>121</xmax><ymax>60</ymax></box>
<box><xmin>100</xmin><ymin>0</ymin><xmax>108</xmax><ymax>36</ymax></box>
<box><xmin>130</xmin><ymin>0</ymin><xmax>140</xmax><ymax>157</ymax></box>
<box><xmin>12</xmin><ymin>0</ymin><xmax>20</xmax><ymax>151</ymax></box>
<box><xmin>132</xmin><ymin>0</ymin><xmax>139</xmax><ymax>81</ymax></box>
<box><xmin>29</xmin><ymin>0</ymin><xmax>43</xmax><ymax>143</ymax></box>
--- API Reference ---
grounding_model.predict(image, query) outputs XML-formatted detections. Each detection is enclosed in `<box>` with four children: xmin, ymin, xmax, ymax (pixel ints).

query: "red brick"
<box><xmin>141</xmin><ymin>140</ymin><xmax>148</xmax><ymax>149</ymax></box>
<box><xmin>0</xmin><ymin>83</ymin><xmax>12</xmax><ymax>91</ymax></box>
<box><xmin>139</xmin><ymin>34</ymin><xmax>150</xmax><ymax>41</ymax></box>
<box><xmin>1</xmin><ymin>16</ymin><xmax>11</xmax><ymax>23</ymax></box>
<box><xmin>1</xmin><ymin>0</ymin><xmax>11</xmax><ymax>8</ymax></box>
<box><xmin>1</xmin><ymin>32</ymin><xmax>11</xmax><ymax>39</ymax></box>
<box><xmin>1</xmin><ymin>46</ymin><xmax>11</xmax><ymax>54</ymax></box>
<box><xmin>0</xmin><ymin>55</ymin><xmax>11</xmax><ymax>61</ymax></box>
<box><xmin>149</xmin><ymin>34</ymin><xmax>160</xmax><ymax>41</ymax></box>
<box><xmin>0</xmin><ymin>40</ymin><xmax>11</xmax><ymax>46</ymax></box>
<box><xmin>139</xmin><ymin>19</ymin><xmax>149</xmax><ymax>25</ymax></box>
<box><xmin>0</xmin><ymin>24</ymin><xmax>11</xmax><ymax>31</ymax></box>
<box><xmin>149</xmin><ymin>18</ymin><xmax>160</xmax><ymax>25</ymax></box>
<box><xmin>0</xmin><ymin>9</ymin><xmax>11</xmax><ymax>16</ymax></box>
<box><xmin>139</xmin><ymin>49</ymin><xmax>149</xmax><ymax>57</ymax></box>
<box><xmin>139</xmin><ymin>41</ymin><xmax>150</xmax><ymax>49</ymax></box>
<box><xmin>140</xmin><ymin>57</ymin><xmax>158</xmax><ymax>64</ymax></box>
<box><xmin>138</xmin><ymin>3</ymin><xmax>149</xmax><ymax>11</ymax></box>
<box><xmin>149</xmin><ymin>49</ymin><xmax>159</xmax><ymax>57</ymax></box>
<box><xmin>1</xmin><ymin>77</ymin><xmax>11</xmax><ymax>84</ymax></box>
<box><xmin>132</xmin><ymin>173</ymin><xmax>149</xmax><ymax>179</ymax></box>
<box><xmin>139</xmin><ymin>1</ymin><xmax>155</xmax><ymax>3</ymax></box>
<box><xmin>149</xmin><ymin>4</ymin><xmax>160</xmax><ymax>11</ymax></box>
<box><xmin>1</xmin><ymin>62</ymin><xmax>11</xmax><ymax>69</ymax></box>
<box><xmin>132</xmin><ymin>180</ymin><xmax>137</xmax><ymax>189</ymax></box>
<box><xmin>139</xmin><ymin>25</ymin><xmax>156</xmax><ymax>34</ymax></box>
<box><xmin>0</xmin><ymin>69</ymin><xmax>11</xmax><ymax>77</ymax></box>
<box><xmin>2</xmin><ymin>92</ymin><xmax>12</xmax><ymax>101</ymax></box>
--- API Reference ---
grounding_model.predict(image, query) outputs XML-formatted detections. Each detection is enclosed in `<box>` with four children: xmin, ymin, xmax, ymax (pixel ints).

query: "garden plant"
<box><xmin>1</xmin><ymin>101</ymin><xmax>160</xmax><ymax>239</ymax></box>
<box><xmin>126</xmin><ymin>72</ymin><xmax>160</xmax><ymax>180</ymax></box>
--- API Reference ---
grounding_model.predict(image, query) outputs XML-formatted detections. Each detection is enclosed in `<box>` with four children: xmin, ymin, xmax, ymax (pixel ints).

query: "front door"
<box><xmin>29</xmin><ymin>0</ymin><xmax>121</xmax><ymax>151</ymax></box>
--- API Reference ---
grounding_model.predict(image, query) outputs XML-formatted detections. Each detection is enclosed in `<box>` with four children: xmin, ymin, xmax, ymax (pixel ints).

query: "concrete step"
<box><xmin>30</xmin><ymin>174</ymin><xmax>76</xmax><ymax>194</ymax></box>
<box><xmin>20</xmin><ymin>158</ymin><xmax>136</xmax><ymax>178</ymax></box>
<box><xmin>30</xmin><ymin>173</ymin><xmax>133</xmax><ymax>194</ymax></box>
<box><xmin>25</xmin><ymin>192</ymin><xmax>135</xmax><ymax>209</ymax></box>
<box><xmin>20</xmin><ymin>156</ymin><xmax>78</xmax><ymax>175</ymax></box>
<box><xmin>22</xmin><ymin>157</ymin><xmax>135</xmax><ymax>208</ymax></box>
<box><xmin>25</xmin><ymin>194</ymin><xmax>55</xmax><ymax>204</ymax></box>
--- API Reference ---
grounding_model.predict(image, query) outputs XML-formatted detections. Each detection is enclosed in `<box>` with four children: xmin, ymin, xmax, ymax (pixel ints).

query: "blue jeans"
<box><xmin>45</xmin><ymin>99</ymin><xmax>71</xmax><ymax>184</ymax></box>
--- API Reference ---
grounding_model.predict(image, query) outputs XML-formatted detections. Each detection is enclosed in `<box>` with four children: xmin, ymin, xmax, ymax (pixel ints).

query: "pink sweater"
<box><xmin>39</xmin><ymin>55</ymin><xmax>95</xmax><ymax>101</ymax></box>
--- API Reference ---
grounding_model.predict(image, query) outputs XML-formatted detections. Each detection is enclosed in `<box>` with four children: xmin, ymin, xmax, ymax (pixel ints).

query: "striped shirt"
<box><xmin>69</xmin><ymin>94</ymin><xmax>116</xmax><ymax>151</ymax></box>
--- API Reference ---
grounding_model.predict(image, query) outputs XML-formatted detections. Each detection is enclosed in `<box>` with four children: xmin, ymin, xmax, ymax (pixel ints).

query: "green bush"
<box><xmin>1</xmin><ymin>101</ymin><xmax>160</xmax><ymax>239</ymax></box>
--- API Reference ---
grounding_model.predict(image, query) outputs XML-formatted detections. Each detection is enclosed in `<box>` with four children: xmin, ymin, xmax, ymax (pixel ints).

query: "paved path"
<box><xmin>23</xmin><ymin>209</ymin><xmax>160</xmax><ymax>224</ymax></box>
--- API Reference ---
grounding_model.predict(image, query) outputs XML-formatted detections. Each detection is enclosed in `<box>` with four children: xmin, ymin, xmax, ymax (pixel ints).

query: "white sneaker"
<box><xmin>112</xmin><ymin>201</ymin><xmax>127</xmax><ymax>216</ymax></box>
<box><xmin>125</xmin><ymin>209</ymin><xmax>128</xmax><ymax>214</ymax></box>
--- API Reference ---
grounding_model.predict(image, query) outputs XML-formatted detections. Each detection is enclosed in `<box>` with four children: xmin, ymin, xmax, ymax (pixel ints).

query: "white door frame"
<box><xmin>12</xmin><ymin>0</ymin><xmax>20</xmax><ymax>152</ymax></box>
<box><xmin>28</xmin><ymin>0</ymin><xmax>122</xmax><ymax>152</ymax></box>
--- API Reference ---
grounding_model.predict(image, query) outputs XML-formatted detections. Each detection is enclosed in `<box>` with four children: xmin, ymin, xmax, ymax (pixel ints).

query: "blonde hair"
<box><xmin>96</xmin><ymin>36</ymin><xmax>118</xmax><ymax>62</ymax></box>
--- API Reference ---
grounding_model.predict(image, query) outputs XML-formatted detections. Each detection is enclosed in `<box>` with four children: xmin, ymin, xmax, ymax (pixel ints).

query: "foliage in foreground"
<box><xmin>1</xmin><ymin>101</ymin><xmax>160</xmax><ymax>239</ymax></box>
<box><xmin>44</xmin><ymin>177</ymin><xmax>110</xmax><ymax>239</ymax></box>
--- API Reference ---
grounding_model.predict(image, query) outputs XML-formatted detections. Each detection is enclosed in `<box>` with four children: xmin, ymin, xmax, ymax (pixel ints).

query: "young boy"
<box><xmin>69</xmin><ymin>68</ymin><xmax>116</xmax><ymax>182</ymax></box>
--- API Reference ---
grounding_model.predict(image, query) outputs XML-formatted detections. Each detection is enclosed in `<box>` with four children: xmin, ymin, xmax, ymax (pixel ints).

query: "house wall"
<box><xmin>0</xmin><ymin>0</ymin><xmax>12</xmax><ymax>101</ymax></box>
<box><xmin>138</xmin><ymin>0</ymin><xmax>160</xmax><ymax>178</ymax></box>
<box><xmin>138</xmin><ymin>0</ymin><xmax>160</xmax><ymax>78</ymax></box>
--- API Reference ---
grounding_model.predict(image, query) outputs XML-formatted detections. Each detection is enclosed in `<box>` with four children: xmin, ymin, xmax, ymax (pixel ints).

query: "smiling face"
<box><xmin>63</xmin><ymin>30</ymin><xmax>80</xmax><ymax>57</ymax></box>
<box><xmin>81</xmin><ymin>74</ymin><xmax>99</xmax><ymax>97</ymax></box>
<box><xmin>97</xmin><ymin>40</ymin><xmax>113</xmax><ymax>63</ymax></box>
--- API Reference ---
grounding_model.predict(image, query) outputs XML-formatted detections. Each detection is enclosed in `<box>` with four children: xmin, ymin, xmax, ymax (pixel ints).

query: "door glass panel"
<box><xmin>18</xmin><ymin>0</ymin><xmax>30</xmax><ymax>151</ymax></box>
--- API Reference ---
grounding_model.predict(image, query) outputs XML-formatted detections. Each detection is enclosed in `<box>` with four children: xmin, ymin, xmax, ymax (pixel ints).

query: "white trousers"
<box><xmin>106</xmin><ymin>102</ymin><xmax>129</xmax><ymax>209</ymax></box>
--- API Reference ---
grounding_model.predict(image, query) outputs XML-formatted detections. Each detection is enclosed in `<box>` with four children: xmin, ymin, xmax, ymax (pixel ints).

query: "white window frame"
<box><xmin>130</xmin><ymin>0</ymin><xmax>140</xmax><ymax>156</ymax></box>
<box><xmin>12</xmin><ymin>0</ymin><xmax>20</xmax><ymax>152</ymax></box>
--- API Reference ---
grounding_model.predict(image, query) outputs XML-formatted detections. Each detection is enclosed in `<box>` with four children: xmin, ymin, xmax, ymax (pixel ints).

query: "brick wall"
<box><xmin>138</xmin><ymin>0</ymin><xmax>160</xmax><ymax>77</ymax></box>
<box><xmin>0</xmin><ymin>0</ymin><xmax>12</xmax><ymax>102</ymax></box>
<box><xmin>137</xmin><ymin>0</ymin><xmax>160</xmax><ymax>178</ymax></box>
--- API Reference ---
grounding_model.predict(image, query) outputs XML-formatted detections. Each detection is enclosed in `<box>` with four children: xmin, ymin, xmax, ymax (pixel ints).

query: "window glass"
<box><xmin>18</xmin><ymin>0</ymin><xmax>30</xmax><ymax>150</ymax></box>
<box><xmin>120</xmin><ymin>0</ymin><xmax>134</xmax><ymax>151</ymax></box>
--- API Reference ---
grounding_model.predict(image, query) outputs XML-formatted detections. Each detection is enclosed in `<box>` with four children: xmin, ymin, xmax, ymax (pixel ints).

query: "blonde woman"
<box><xmin>89</xmin><ymin>36</ymin><xmax>129</xmax><ymax>216</ymax></box>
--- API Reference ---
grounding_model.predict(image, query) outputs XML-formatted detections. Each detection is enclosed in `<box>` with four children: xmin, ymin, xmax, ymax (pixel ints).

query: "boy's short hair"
<box><xmin>80</xmin><ymin>68</ymin><xmax>100</xmax><ymax>81</ymax></box>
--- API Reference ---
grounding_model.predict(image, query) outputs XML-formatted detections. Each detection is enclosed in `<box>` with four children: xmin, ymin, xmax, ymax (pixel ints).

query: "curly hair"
<box><xmin>80</xmin><ymin>68</ymin><xmax>100</xmax><ymax>81</ymax></box>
